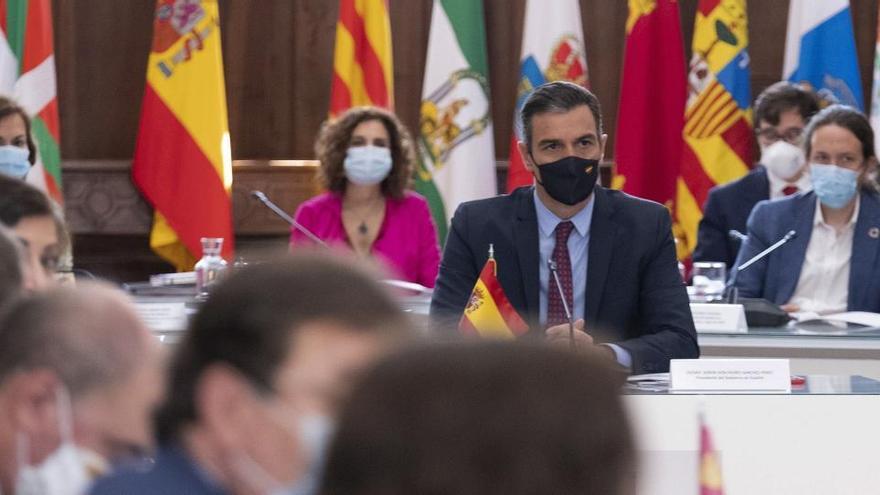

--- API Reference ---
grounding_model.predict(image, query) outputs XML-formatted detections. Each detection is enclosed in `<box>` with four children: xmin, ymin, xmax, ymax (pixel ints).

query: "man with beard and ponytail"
<box><xmin>431</xmin><ymin>81</ymin><xmax>697</xmax><ymax>374</ymax></box>
<box><xmin>694</xmin><ymin>81</ymin><xmax>820</xmax><ymax>268</ymax></box>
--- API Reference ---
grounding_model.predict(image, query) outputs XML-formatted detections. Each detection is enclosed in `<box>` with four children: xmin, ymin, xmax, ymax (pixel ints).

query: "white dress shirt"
<box><xmin>766</xmin><ymin>166</ymin><xmax>812</xmax><ymax>199</ymax></box>
<box><xmin>788</xmin><ymin>196</ymin><xmax>860</xmax><ymax>314</ymax></box>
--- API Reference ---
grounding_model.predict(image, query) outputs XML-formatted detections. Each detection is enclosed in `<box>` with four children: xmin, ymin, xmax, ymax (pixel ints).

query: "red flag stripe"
<box><xmin>506</xmin><ymin>135</ymin><xmax>532</xmax><ymax>191</ymax></box>
<box><xmin>36</xmin><ymin>98</ymin><xmax>59</xmax><ymax>141</ymax></box>
<box><xmin>481</xmin><ymin>263</ymin><xmax>528</xmax><ymax>333</ymax></box>
<box><xmin>686</xmin><ymin>88</ymin><xmax>731</xmax><ymax>135</ymax></box>
<box><xmin>132</xmin><ymin>85</ymin><xmax>234</xmax><ymax>260</ymax></box>
<box><xmin>338</xmin><ymin>1</ymin><xmax>389</xmax><ymax>107</ymax></box>
<box><xmin>721</xmin><ymin>116</ymin><xmax>754</xmax><ymax>168</ymax></box>
<box><xmin>698</xmin><ymin>101</ymin><xmax>738</xmax><ymax>138</ymax></box>
<box><xmin>680</xmin><ymin>144</ymin><xmax>716</xmax><ymax>209</ymax></box>
<box><xmin>329</xmin><ymin>72</ymin><xmax>353</xmax><ymax>116</ymax></box>
<box><xmin>21</xmin><ymin>0</ymin><xmax>52</xmax><ymax>74</ymax></box>
<box><xmin>685</xmin><ymin>81</ymin><xmax>724</xmax><ymax>119</ymax></box>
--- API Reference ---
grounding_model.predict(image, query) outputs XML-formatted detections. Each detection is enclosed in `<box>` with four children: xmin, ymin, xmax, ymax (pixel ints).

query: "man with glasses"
<box><xmin>694</xmin><ymin>81</ymin><xmax>821</xmax><ymax>268</ymax></box>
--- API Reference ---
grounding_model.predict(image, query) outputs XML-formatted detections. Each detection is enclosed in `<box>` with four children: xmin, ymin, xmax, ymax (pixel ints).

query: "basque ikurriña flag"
<box><xmin>0</xmin><ymin>0</ymin><xmax>62</xmax><ymax>203</ymax></box>
<box><xmin>133</xmin><ymin>0</ymin><xmax>234</xmax><ymax>271</ymax></box>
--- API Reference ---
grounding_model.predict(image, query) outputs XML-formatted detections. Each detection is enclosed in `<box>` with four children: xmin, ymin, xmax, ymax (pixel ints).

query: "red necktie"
<box><xmin>547</xmin><ymin>221</ymin><xmax>574</xmax><ymax>327</ymax></box>
<box><xmin>782</xmin><ymin>185</ymin><xmax>799</xmax><ymax>196</ymax></box>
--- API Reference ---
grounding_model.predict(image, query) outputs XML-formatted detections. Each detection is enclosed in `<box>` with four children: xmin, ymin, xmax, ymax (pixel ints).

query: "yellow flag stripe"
<box><xmin>361</xmin><ymin>0</ymin><xmax>393</xmax><ymax>103</ymax></box>
<box><xmin>145</xmin><ymin>2</ymin><xmax>229</xmax><ymax>183</ymax></box>
<box><xmin>684</xmin><ymin>135</ymin><xmax>749</xmax><ymax>186</ymax></box>
<box><xmin>464</xmin><ymin>278</ymin><xmax>517</xmax><ymax>339</ymax></box>
<box><xmin>675</xmin><ymin>178</ymin><xmax>703</xmax><ymax>252</ymax></box>
<box><xmin>333</xmin><ymin>23</ymin><xmax>370</xmax><ymax>105</ymax></box>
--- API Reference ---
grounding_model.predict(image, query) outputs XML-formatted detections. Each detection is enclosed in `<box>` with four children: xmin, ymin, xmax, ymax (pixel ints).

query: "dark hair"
<box><xmin>320</xmin><ymin>342</ymin><xmax>634</xmax><ymax>495</ymax></box>
<box><xmin>520</xmin><ymin>81</ymin><xmax>603</xmax><ymax>151</ymax></box>
<box><xmin>0</xmin><ymin>96</ymin><xmax>36</xmax><ymax>165</ymax></box>
<box><xmin>754</xmin><ymin>81</ymin><xmax>820</xmax><ymax>127</ymax></box>
<box><xmin>804</xmin><ymin>105</ymin><xmax>877</xmax><ymax>190</ymax></box>
<box><xmin>0</xmin><ymin>174</ymin><xmax>53</xmax><ymax>227</ymax></box>
<box><xmin>0</xmin><ymin>283</ymin><xmax>149</xmax><ymax>397</ymax></box>
<box><xmin>0</xmin><ymin>225</ymin><xmax>23</xmax><ymax>308</ymax></box>
<box><xmin>315</xmin><ymin>106</ymin><xmax>414</xmax><ymax>199</ymax></box>
<box><xmin>155</xmin><ymin>254</ymin><xmax>409</xmax><ymax>443</ymax></box>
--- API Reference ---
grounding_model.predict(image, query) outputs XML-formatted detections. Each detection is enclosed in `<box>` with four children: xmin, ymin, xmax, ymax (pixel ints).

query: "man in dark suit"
<box><xmin>694</xmin><ymin>82</ymin><xmax>820</xmax><ymax>267</ymax></box>
<box><xmin>430</xmin><ymin>81</ymin><xmax>698</xmax><ymax>374</ymax></box>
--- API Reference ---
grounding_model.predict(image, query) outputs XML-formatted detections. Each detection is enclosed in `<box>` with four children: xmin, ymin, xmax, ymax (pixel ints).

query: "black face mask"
<box><xmin>532</xmin><ymin>155</ymin><xmax>599</xmax><ymax>206</ymax></box>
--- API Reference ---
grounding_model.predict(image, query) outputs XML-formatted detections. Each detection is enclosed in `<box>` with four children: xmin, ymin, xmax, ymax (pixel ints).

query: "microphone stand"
<box><xmin>725</xmin><ymin>229</ymin><xmax>797</xmax><ymax>304</ymax></box>
<box><xmin>548</xmin><ymin>259</ymin><xmax>575</xmax><ymax>350</ymax></box>
<box><xmin>250</xmin><ymin>191</ymin><xmax>328</xmax><ymax>247</ymax></box>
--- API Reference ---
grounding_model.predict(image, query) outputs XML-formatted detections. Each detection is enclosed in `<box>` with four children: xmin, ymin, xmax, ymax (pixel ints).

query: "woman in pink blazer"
<box><xmin>291</xmin><ymin>107</ymin><xmax>440</xmax><ymax>287</ymax></box>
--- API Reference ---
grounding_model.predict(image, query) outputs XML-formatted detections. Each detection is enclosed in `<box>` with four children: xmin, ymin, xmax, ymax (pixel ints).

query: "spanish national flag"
<box><xmin>133</xmin><ymin>0</ymin><xmax>234</xmax><ymax>271</ymax></box>
<box><xmin>458</xmin><ymin>256</ymin><xmax>529</xmax><ymax>339</ymax></box>
<box><xmin>329</xmin><ymin>0</ymin><xmax>393</xmax><ymax>116</ymax></box>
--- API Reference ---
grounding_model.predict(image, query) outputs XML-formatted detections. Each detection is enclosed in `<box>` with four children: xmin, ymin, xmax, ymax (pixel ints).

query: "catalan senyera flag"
<box><xmin>505</xmin><ymin>0</ymin><xmax>588</xmax><ymax>192</ymax></box>
<box><xmin>699</xmin><ymin>413</ymin><xmax>725</xmax><ymax>495</ymax></box>
<box><xmin>615</xmin><ymin>0</ymin><xmax>686</xmax><ymax>209</ymax></box>
<box><xmin>329</xmin><ymin>0</ymin><xmax>393</xmax><ymax>116</ymax></box>
<box><xmin>134</xmin><ymin>0</ymin><xmax>234</xmax><ymax>271</ymax></box>
<box><xmin>677</xmin><ymin>0</ymin><xmax>752</xmax><ymax>259</ymax></box>
<box><xmin>0</xmin><ymin>0</ymin><xmax>62</xmax><ymax>203</ymax></box>
<box><xmin>458</xmin><ymin>256</ymin><xmax>528</xmax><ymax>339</ymax></box>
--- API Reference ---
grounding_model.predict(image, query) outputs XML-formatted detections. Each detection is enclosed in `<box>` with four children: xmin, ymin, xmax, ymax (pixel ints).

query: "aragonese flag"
<box><xmin>329</xmin><ymin>0</ymin><xmax>393</xmax><ymax>116</ymax></box>
<box><xmin>0</xmin><ymin>0</ymin><xmax>62</xmax><ymax>203</ymax></box>
<box><xmin>677</xmin><ymin>0</ymin><xmax>752</xmax><ymax>260</ymax></box>
<box><xmin>505</xmin><ymin>0</ymin><xmax>588</xmax><ymax>192</ymax></box>
<box><xmin>133</xmin><ymin>0</ymin><xmax>234</xmax><ymax>271</ymax></box>
<box><xmin>416</xmin><ymin>0</ymin><xmax>495</xmax><ymax>242</ymax></box>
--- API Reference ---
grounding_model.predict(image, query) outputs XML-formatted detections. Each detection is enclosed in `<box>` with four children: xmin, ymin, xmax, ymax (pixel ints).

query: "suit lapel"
<box><xmin>586</xmin><ymin>188</ymin><xmax>616</xmax><ymax>323</ymax></box>
<box><xmin>514</xmin><ymin>187</ymin><xmax>540</xmax><ymax>318</ymax></box>
<box><xmin>775</xmin><ymin>195</ymin><xmax>814</xmax><ymax>303</ymax></box>
<box><xmin>849</xmin><ymin>192</ymin><xmax>880</xmax><ymax>309</ymax></box>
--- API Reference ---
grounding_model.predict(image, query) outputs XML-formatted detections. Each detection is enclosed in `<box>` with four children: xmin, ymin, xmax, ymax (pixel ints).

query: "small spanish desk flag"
<box><xmin>458</xmin><ymin>247</ymin><xmax>529</xmax><ymax>339</ymax></box>
<box><xmin>699</xmin><ymin>413</ymin><xmax>725</xmax><ymax>495</ymax></box>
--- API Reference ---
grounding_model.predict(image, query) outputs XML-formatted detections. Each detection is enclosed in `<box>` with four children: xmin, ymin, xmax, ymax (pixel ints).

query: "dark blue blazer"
<box><xmin>694</xmin><ymin>166</ymin><xmax>770</xmax><ymax>268</ymax></box>
<box><xmin>89</xmin><ymin>446</ymin><xmax>228</xmax><ymax>495</ymax></box>
<box><xmin>732</xmin><ymin>190</ymin><xmax>880</xmax><ymax>311</ymax></box>
<box><xmin>430</xmin><ymin>186</ymin><xmax>699</xmax><ymax>374</ymax></box>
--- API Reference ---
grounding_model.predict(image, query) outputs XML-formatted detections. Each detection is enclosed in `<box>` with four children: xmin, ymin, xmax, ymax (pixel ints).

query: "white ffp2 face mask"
<box><xmin>13</xmin><ymin>387</ymin><xmax>105</xmax><ymax>495</ymax></box>
<box><xmin>761</xmin><ymin>140</ymin><xmax>805</xmax><ymax>181</ymax></box>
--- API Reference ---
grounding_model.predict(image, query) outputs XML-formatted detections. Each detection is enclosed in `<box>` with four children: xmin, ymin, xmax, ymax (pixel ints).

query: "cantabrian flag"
<box><xmin>677</xmin><ymin>0</ymin><xmax>752</xmax><ymax>259</ymax></box>
<box><xmin>416</xmin><ymin>0</ymin><xmax>495</xmax><ymax>243</ymax></box>
<box><xmin>505</xmin><ymin>0</ymin><xmax>588</xmax><ymax>192</ymax></box>
<box><xmin>699</xmin><ymin>413</ymin><xmax>725</xmax><ymax>495</ymax></box>
<box><xmin>459</xmin><ymin>255</ymin><xmax>528</xmax><ymax>339</ymax></box>
<box><xmin>134</xmin><ymin>0</ymin><xmax>234</xmax><ymax>271</ymax></box>
<box><xmin>615</xmin><ymin>0</ymin><xmax>686</xmax><ymax>208</ymax></box>
<box><xmin>329</xmin><ymin>0</ymin><xmax>393</xmax><ymax>116</ymax></box>
<box><xmin>0</xmin><ymin>0</ymin><xmax>62</xmax><ymax>203</ymax></box>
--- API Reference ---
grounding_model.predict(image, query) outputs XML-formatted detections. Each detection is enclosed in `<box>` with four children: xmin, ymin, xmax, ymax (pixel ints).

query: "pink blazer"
<box><xmin>290</xmin><ymin>191</ymin><xmax>441</xmax><ymax>287</ymax></box>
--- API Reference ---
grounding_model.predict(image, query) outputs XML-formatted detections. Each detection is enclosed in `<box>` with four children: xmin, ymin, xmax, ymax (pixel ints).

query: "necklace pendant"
<box><xmin>358</xmin><ymin>221</ymin><xmax>368</xmax><ymax>235</ymax></box>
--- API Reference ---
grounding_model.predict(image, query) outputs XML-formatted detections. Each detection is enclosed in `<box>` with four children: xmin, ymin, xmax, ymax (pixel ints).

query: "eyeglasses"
<box><xmin>755</xmin><ymin>127</ymin><xmax>804</xmax><ymax>145</ymax></box>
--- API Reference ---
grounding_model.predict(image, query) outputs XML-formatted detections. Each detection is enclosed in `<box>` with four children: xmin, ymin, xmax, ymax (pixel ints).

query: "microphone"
<box><xmin>250</xmin><ymin>191</ymin><xmax>328</xmax><ymax>247</ymax></box>
<box><xmin>726</xmin><ymin>229</ymin><xmax>797</xmax><ymax>304</ymax></box>
<box><xmin>548</xmin><ymin>259</ymin><xmax>575</xmax><ymax>349</ymax></box>
<box><xmin>728</xmin><ymin>229</ymin><xmax>747</xmax><ymax>243</ymax></box>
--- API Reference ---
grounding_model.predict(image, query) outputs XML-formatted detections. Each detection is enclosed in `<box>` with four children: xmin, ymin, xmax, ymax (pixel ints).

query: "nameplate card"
<box><xmin>134</xmin><ymin>301</ymin><xmax>188</xmax><ymax>332</ymax></box>
<box><xmin>690</xmin><ymin>303</ymin><xmax>747</xmax><ymax>334</ymax></box>
<box><xmin>670</xmin><ymin>359</ymin><xmax>791</xmax><ymax>392</ymax></box>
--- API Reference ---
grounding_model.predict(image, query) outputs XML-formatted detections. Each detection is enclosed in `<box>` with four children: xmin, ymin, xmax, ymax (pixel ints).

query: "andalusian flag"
<box><xmin>134</xmin><ymin>0</ymin><xmax>234</xmax><ymax>271</ymax></box>
<box><xmin>699</xmin><ymin>413</ymin><xmax>725</xmax><ymax>495</ymax></box>
<box><xmin>0</xmin><ymin>0</ymin><xmax>61</xmax><ymax>203</ymax></box>
<box><xmin>615</xmin><ymin>0</ymin><xmax>686</xmax><ymax>209</ymax></box>
<box><xmin>505</xmin><ymin>0</ymin><xmax>588</xmax><ymax>192</ymax></box>
<box><xmin>329</xmin><ymin>0</ymin><xmax>393</xmax><ymax>116</ymax></box>
<box><xmin>677</xmin><ymin>0</ymin><xmax>752</xmax><ymax>259</ymax></box>
<box><xmin>416</xmin><ymin>0</ymin><xmax>495</xmax><ymax>242</ymax></box>
<box><xmin>459</xmin><ymin>255</ymin><xmax>528</xmax><ymax>339</ymax></box>
<box><xmin>784</xmin><ymin>0</ymin><xmax>863</xmax><ymax>110</ymax></box>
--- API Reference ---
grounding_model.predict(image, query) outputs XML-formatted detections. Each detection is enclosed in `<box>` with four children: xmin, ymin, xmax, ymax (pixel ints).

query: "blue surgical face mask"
<box><xmin>810</xmin><ymin>163</ymin><xmax>859</xmax><ymax>209</ymax></box>
<box><xmin>0</xmin><ymin>145</ymin><xmax>30</xmax><ymax>179</ymax></box>
<box><xmin>343</xmin><ymin>145</ymin><xmax>392</xmax><ymax>186</ymax></box>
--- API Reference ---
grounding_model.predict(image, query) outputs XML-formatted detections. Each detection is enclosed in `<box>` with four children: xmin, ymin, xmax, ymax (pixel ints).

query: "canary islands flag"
<box><xmin>459</xmin><ymin>255</ymin><xmax>528</xmax><ymax>339</ymax></box>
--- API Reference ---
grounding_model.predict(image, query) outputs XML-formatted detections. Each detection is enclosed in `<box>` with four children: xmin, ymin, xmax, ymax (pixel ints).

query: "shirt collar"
<box><xmin>533</xmin><ymin>189</ymin><xmax>594</xmax><ymax>238</ymax></box>
<box><xmin>813</xmin><ymin>194</ymin><xmax>860</xmax><ymax>228</ymax></box>
<box><xmin>765</xmin><ymin>165</ymin><xmax>813</xmax><ymax>197</ymax></box>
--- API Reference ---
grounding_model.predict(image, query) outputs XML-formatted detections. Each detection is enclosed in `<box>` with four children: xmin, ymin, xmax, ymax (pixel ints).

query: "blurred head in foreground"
<box><xmin>320</xmin><ymin>341</ymin><xmax>634</xmax><ymax>495</ymax></box>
